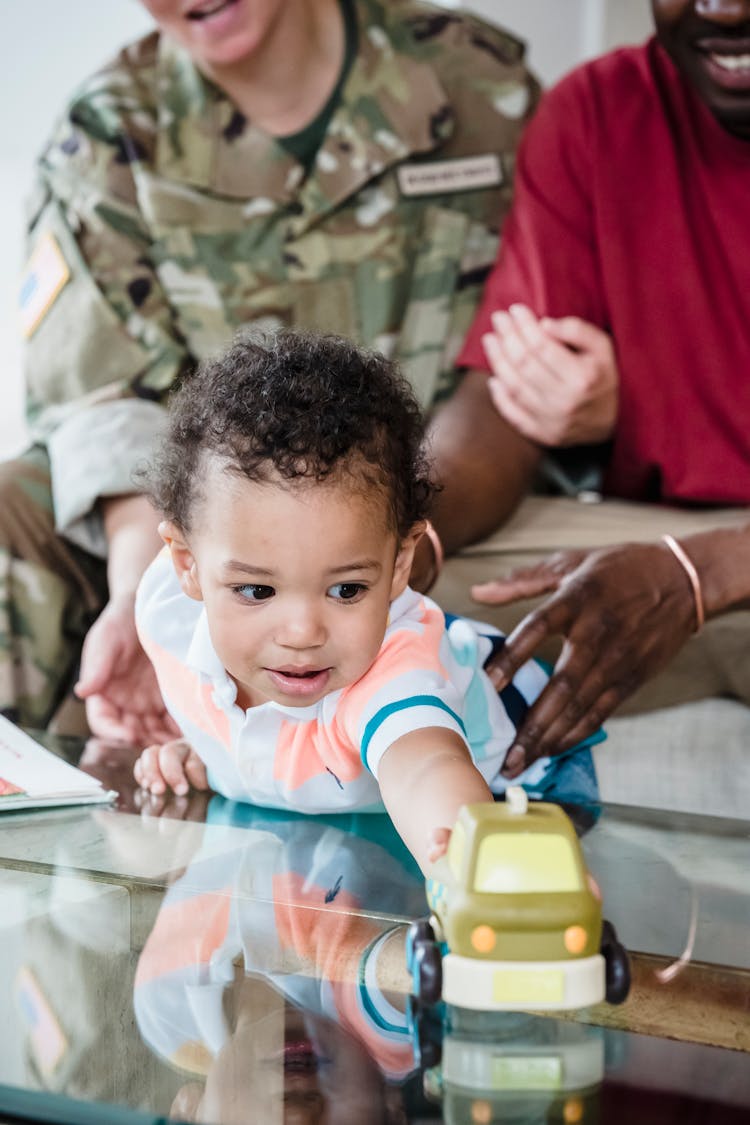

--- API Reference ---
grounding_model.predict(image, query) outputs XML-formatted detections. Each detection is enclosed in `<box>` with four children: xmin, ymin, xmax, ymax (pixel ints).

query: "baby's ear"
<box><xmin>160</xmin><ymin>521</ymin><xmax>203</xmax><ymax>602</ymax></box>
<box><xmin>390</xmin><ymin>521</ymin><xmax>426</xmax><ymax>600</ymax></box>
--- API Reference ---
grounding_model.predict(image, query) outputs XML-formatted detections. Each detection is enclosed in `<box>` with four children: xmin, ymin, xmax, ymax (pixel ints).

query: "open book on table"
<box><xmin>0</xmin><ymin>715</ymin><xmax>116</xmax><ymax>811</ymax></box>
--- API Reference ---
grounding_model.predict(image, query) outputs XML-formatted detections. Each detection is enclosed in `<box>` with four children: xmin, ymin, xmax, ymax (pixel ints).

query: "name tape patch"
<box><xmin>397</xmin><ymin>153</ymin><xmax>502</xmax><ymax>197</ymax></box>
<box><xmin>19</xmin><ymin>232</ymin><xmax>71</xmax><ymax>338</ymax></box>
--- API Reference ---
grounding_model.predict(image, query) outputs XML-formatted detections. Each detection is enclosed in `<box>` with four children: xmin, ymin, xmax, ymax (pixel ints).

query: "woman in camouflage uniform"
<box><xmin>8</xmin><ymin>0</ymin><xmax>538</xmax><ymax>741</ymax></box>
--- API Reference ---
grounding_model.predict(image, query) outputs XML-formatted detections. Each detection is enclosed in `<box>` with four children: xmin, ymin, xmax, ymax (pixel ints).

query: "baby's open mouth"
<box><xmin>267</xmin><ymin>666</ymin><xmax>332</xmax><ymax>696</ymax></box>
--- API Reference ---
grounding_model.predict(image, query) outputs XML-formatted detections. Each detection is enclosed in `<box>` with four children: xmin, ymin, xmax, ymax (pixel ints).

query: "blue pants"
<box><xmin>479</xmin><ymin>626</ymin><xmax>602</xmax><ymax>807</ymax></box>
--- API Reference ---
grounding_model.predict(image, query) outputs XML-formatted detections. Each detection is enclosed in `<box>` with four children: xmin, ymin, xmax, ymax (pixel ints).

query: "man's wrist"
<box><xmin>683</xmin><ymin>525</ymin><xmax>750</xmax><ymax>620</ymax></box>
<box><xmin>661</xmin><ymin>535</ymin><xmax>704</xmax><ymax>632</ymax></box>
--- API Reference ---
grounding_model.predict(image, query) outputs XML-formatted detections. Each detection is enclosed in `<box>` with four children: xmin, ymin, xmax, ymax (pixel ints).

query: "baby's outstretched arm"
<box><xmin>134</xmin><ymin>738</ymin><xmax>209</xmax><ymax>797</ymax></box>
<box><xmin>378</xmin><ymin>728</ymin><xmax>493</xmax><ymax>872</ymax></box>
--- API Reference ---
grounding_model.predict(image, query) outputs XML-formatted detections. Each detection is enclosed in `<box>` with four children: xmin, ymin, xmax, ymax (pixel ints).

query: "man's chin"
<box><xmin>708</xmin><ymin>100</ymin><xmax>750</xmax><ymax>139</ymax></box>
<box><xmin>683</xmin><ymin>58</ymin><xmax>750</xmax><ymax>136</ymax></box>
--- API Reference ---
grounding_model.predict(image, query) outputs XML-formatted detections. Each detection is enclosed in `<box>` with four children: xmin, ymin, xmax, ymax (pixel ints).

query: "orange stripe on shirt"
<box><xmin>139</xmin><ymin>631</ymin><xmax>231</xmax><ymax>747</ymax></box>
<box><xmin>274</xmin><ymin>715</ymin><xmax>363</xmax><ymax>789</ymax></box>
<box><xmin>273</xmin><ymin>872</ymin><xmax>380</xmax><ymax>976</ymax></box>
<box><xmin>336</xmin><ymin>599</ymin><xmax>449</xmax><ymax>743</ymax></box>
<box><xmin>135</xmin><ymin>890</ymin><xmax>232</xmax><ymax>986</ymax></box>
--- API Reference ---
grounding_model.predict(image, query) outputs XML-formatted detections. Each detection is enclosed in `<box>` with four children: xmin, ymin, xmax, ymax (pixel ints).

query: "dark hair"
<box><xmin>143</xmin><ymin>331</ymin><xmax>434</xmax><ymax>537</ymax></box>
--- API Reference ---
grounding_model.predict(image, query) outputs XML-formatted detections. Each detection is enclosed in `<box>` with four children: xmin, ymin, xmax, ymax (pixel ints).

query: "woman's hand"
<box><xmin>75</xmin><ymin>593</ymin><xmax>180</xmax><ymax>746</ymax></box>
<box><xmin>473</xmin><ymin>541</ymin><xmax>698</xmax><ymax>774</ymax></box>
<box><xmin>482</xmin><ymin>304</ymin><xmax>619</xmax><ymax>447</ymax></box>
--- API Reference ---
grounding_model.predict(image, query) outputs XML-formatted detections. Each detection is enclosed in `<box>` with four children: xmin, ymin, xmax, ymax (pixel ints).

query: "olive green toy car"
<box><xmin>406</xmin><ymin>788</ymin><xmax>629</xmax><ymax>1011</ymax></box>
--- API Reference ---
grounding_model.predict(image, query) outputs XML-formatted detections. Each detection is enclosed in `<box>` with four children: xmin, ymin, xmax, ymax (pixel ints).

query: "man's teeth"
<box><xmin>710</xmin><ymin>52</ymin><xmax>750</xmax><ymax>71</ymax></box>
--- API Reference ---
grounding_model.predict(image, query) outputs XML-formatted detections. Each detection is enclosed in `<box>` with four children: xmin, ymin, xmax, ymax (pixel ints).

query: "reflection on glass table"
<box><xmin>0</xmin><ymin>733</ymin><xmax>748</xmax><ymax>1123</ymax></box>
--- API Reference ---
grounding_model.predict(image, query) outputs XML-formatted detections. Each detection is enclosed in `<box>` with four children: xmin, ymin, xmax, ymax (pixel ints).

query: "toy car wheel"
<box><xmin>413</xmin><ymin>940</ymin><xmax>443</xmax><ymax>1007</ymax></box>
<box><xmin>601</xmin><ymin>919</ymin><xmax>631</xmax><ymax>1004</ymax></box>
<box><xmin>406</xmin><ymin>996</ymin><xmax>443</xmax><ymax>1071</ymax></box>
<box><xmin>406</xmin><ymin>918</ymin><xmax>436</xmax><ymax>970</ymax></box>
<box><xmin>418</xmin><ymin>1035</ymin><xmax>441</xmax><ymax>1070</ymax></box>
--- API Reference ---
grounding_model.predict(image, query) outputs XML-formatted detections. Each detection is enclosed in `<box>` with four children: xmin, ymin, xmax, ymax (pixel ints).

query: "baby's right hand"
<box><xmin>134</xmin><ymin>738</ymin><xmax>209</xmax><ymax>797</ymax></box>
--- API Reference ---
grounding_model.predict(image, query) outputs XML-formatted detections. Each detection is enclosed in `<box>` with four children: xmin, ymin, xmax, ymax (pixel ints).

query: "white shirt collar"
<box><xmin>185</xmin><ymin>606</ymin><xmax>233</xmax><ymax>685</ymax></box>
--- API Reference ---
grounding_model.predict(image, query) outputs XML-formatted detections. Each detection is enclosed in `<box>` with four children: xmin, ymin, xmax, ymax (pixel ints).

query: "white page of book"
<box><xmin>0</xmin><ymin>716</ymin><xmax>115</xmax><ymax>808</ymax></box>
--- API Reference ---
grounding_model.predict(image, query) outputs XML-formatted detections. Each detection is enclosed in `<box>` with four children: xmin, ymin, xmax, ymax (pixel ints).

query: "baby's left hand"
<box><xmin>134</xmin><ymin>738</ymin><xmax>209</xmax><ymax>797</ymax></box>
<box><xmin>426</xmin><ymin>826</ymin><xmax>452</xmax><ymax>865</ymax></box>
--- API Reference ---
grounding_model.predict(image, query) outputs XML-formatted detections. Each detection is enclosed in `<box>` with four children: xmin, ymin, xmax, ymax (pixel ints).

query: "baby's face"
<box><xmin>171</xmin><ymin>463</ymin><xmax>417</xmax><ymax>710</ymax></box>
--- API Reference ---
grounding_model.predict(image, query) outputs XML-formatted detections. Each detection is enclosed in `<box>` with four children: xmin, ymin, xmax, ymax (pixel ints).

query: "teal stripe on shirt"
<box><xmin>360</xmin><ymin>695</ymin><xmax>467</xmax><ymax>768</ymax></box>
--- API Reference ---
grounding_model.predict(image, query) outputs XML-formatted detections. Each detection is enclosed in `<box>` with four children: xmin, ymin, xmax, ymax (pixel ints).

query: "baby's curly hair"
<box><xmin>144</xmin><ymin>331</ymin><xmax>434</xmax><ymax>538</ymax></box>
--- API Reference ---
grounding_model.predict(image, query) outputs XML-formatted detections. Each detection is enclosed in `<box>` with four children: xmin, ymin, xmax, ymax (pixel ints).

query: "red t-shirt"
<box><xmin>459</xmin><ymin>39</ymin><xmax>750</xmax><ymax>505</ymax></box>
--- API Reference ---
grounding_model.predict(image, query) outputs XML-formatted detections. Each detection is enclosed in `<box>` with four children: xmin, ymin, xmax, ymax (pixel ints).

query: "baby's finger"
<box><xmin>184</xmin><ymin>752</ymin><xmax>209</xmax><ymax>792</ymax></box>
<box><xmin>427</xmin><ymin>826</ymin><xmax>452</xmax><ymax>864</ymax></box>
<box><xmin>158</xmin><ymin>742</ymin><xmax>192</xmax><ymax>796</ymax></box>
<box><xmin>134</xmin><ymin>744</ymin><xmax>166</xmax><ymax>794</ymax></box>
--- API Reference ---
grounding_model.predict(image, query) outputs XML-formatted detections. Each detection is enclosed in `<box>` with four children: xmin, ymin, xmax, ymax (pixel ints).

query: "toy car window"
<box><xmin>474</xmin><ymin>834</ymin><xmax>582</xmax><ymax>894</ymax></box>
<box><xmin>448</xmin><ymin>819</ymin><xmax>466</xmax><ymax>879</ymax></box>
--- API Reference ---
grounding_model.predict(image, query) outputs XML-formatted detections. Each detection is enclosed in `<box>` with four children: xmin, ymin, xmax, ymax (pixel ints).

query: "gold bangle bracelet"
<box><xmin>661</xmin><ymin>534</ymin><xmax>705</xmax><ymax>632</ymax></box>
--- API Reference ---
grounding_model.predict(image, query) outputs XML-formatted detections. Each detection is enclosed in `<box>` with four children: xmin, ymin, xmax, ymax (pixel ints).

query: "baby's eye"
<box><xmin>328</xmin><ymin>582</ymin><xmax>366</xmax><ymax>602</ymax></box>
<box><xmin>234</xmin><ymin>584</ymin><xmax>275</xmax><ymax>602</ymax></box>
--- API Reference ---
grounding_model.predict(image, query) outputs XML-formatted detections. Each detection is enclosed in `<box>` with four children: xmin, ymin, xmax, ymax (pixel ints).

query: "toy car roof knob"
<box><xmin>505</xmin><ymin>786</ymin><xmax>529</xmax><ymax>815</ymax></box>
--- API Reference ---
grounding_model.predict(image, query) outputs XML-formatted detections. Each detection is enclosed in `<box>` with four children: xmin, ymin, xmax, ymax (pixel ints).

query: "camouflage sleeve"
<box><xmin>20</xmin><ymin>99</ymin><xmax>185</xmax><ymax>554</ymax></box>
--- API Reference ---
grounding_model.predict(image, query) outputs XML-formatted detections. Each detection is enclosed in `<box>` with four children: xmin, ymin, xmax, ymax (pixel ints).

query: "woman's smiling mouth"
<box><xmin>186</xmin><ymin>0</ymin><xmax>239</xmax><ymax>22</ymax></box>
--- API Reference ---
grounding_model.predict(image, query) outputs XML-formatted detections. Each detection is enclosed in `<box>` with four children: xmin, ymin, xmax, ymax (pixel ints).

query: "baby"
<box><xmin>133</xmin><ymin>332</ymin><xmax>594</xmax><ymax>868</ymax></box>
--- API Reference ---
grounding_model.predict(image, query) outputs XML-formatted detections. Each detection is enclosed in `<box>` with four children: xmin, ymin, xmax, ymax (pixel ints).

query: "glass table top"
<box><xmin>0</xmin><ymin>733</ymin><xmax>748</xmax><ymax>1124</ymax></box>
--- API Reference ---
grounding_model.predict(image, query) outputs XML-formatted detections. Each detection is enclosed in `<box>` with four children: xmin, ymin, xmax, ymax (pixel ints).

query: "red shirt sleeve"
<box><xmin>457</xmin><ymin>67</ymin><xmax>609</xmax><ymax>372</ymax></box>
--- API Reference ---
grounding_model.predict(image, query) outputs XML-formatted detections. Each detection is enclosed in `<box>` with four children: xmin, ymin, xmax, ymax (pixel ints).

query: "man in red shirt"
<box><xmin>422</xmin><ymin>0</ymin><xmax>750</xmax><ymax>796</ymax></box>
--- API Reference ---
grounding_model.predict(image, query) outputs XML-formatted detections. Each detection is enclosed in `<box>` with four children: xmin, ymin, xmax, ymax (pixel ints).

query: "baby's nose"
<box><xmin>277</xmin><ymin>604</ymin><xmax>327</xmax><ymax>648</ymax></box>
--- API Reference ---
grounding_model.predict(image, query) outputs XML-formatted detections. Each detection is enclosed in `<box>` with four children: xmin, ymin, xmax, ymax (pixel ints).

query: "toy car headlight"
<box><xmin>564</xmin><ymin>925</ymin><xmax>588</xmax><ymax>954</ymax></box>
<box><xmin>470</xmin><ymin>924</ymin><xmax>497</xmax><ymax>953</ymax></box>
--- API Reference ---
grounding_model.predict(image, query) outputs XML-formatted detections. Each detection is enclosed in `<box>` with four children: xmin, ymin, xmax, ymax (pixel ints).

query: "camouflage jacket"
<box><xmin>21</xmin><ymin>0</ymin><xmax>538</xmax><ymax>554</ymax></box>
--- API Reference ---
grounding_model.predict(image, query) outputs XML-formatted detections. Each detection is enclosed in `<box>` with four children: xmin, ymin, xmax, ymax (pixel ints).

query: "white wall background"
<box><xmin>0</xmin><ymin>0</ymin><xmax>652</xmax><ymax>459</ymax></box>
<box><xmin>0</xmin><ymin>2</ymin><xmax>155</xmax><ymax>459</ymax></box>
<box><xmin>468</xmin><ymin>0</ymin><xmax>652</xmax><ymax>83</ymax></box>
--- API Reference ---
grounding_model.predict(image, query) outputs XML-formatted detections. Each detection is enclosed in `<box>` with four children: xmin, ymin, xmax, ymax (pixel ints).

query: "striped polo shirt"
<box><xmin>136</xmin><ymin>550</ymin><xmax>551</xmax><ymax>813</ymax></box>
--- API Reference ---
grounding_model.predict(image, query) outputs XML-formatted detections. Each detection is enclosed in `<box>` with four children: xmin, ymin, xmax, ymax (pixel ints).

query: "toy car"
<box><xmin>406</xmin><ymin>788</ymin><xmax>630</xmax><ymax>1011</ymax></box>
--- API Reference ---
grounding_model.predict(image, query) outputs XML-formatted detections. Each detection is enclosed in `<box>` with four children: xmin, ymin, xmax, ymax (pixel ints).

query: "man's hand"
<box><xmin>482</xmin><ymin>304</ymin><xmax>618</xmax><ymax>447</ymax></box>
<box><xmin>472</xmin><ymin>550</ymin><xmax>589</xmax><ymax>606</ymax></box>
<box><xmin>75</xmin><ymin>593</ymin><xmax>180</xmax><ymax>746</ymax></box>
<box><xmin>472</xmin><ymin>542</ymin><xmax>698</xmax><ymax>775</ymax></box>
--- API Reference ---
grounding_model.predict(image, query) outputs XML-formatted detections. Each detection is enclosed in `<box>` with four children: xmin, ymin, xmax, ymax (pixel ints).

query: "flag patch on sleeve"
<box><xmin>19</xmin><ymin>232</ymin><xmax>71</xmax><ymax>338</ymax></box>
